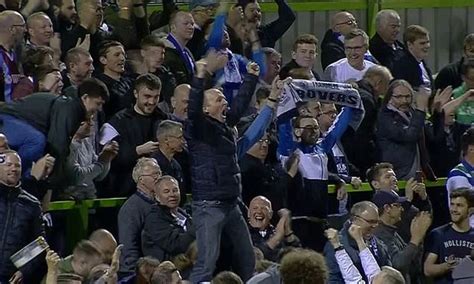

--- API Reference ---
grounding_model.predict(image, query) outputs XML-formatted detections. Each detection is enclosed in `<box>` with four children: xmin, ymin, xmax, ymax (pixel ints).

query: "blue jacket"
<box><xmin>277</xmin><ymin>107</ymin><xmax>353</xmax><ymax>217</ymax></box>
<box><xmin>185</xmin><ymin>74</ymin><xmax>270</xmax><ymax>201</ymax></box>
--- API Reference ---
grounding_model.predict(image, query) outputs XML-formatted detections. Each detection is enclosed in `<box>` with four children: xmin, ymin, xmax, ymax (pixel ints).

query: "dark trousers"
<box><xmin>190</xmin><ymin>200</ymin><xmax>255</xmax><ymax>283</ymax></box>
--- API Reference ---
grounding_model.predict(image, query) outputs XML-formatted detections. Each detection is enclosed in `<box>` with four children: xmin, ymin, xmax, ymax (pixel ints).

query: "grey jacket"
<box><xmin>373</xmin><ymin>222</ymin><xmax>423</xmax><ymax>284</ymax></box>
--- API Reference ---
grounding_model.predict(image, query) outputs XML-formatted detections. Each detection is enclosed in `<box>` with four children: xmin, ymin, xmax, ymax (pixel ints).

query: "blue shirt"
<box><xmin>425</xmin><ymin>224</ymin><xmax>474</xmax><ymax>284</ymax></box>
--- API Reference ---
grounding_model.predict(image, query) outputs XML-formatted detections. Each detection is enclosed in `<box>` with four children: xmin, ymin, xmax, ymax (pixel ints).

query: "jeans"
<box><xmin>190</xmin><ymin>200</ymin><xmax>255</xmax><ymax>283</ymax></box>
<box><xmin>0</xmin><ymin>114</ymin><xmax>46</xmax><ymax>176</ymax></box>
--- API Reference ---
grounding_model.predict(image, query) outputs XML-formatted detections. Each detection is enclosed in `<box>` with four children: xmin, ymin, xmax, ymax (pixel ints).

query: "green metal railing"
<box><xmin>48</xmin><ymin>177</ymin><xmax>448</xmax><ymax>250</ymax></box>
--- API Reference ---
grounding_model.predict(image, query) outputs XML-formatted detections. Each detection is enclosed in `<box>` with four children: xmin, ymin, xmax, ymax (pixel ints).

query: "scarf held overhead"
<box><xmin>277</xmin><ymin>79</ymin><xmax>365</xmax><ymax>130</ymax></box>
<box><xmin>277</xmin><ymin>79</ymin><xmax>363</xmax><ymax>116</ymax></box>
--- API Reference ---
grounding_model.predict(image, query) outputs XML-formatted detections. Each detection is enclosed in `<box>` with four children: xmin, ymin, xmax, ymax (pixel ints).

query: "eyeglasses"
<box><xmin>354</xmin><ymin>215</ymin><xmax>379</xmax><ymax>225</ymax></box>
<box><xmin>392</xmin><ymin>94</ymin><xmax>412</xmax><ymax>100</ymax></box>
<box><xmin>258</xmin><ymin>139</ymin><xmax>270</xmax><ymax>145</ymax></box>
<box><xmin>335</xmin><ymin>19</ymin><xmax>357</xmax><ymax>26</ymax></box>
<box><xmin>297</xmin><ymin>126</ymin><xmax>320</xmax><ymax>132</ymax></box>
<box><xmin>141</xmin><ymin>172</ymin><xmax>161</xmax><ymax>179</ymax></box>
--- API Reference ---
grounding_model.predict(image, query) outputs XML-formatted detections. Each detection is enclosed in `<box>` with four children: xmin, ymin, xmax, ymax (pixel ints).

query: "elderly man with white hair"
<box><xmin>369</xmin><ymin>9</ymin><xmax>405</xmax><ymax>71</ymax></box>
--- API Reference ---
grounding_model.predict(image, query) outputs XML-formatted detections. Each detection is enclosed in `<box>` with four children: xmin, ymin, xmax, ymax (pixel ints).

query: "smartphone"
<box><xmin>415</xmin><ymin>170</ymin><xmax>424</xmax><ymax>183</ymax></box>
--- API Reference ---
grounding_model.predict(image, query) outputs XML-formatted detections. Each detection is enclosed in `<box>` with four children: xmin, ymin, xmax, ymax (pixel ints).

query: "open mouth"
<box><xmin>254</xmin><ymin>214</ymin><xmax>265</xmax><ymax>222</ymax></box>
<box><xmin>222</xmin><ymin>107</ymin><xmax>228</xmax><ymax>118</ymax></box>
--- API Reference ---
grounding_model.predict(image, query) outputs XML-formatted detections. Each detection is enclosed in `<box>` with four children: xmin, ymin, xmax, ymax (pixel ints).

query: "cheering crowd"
<box><xmin>0</xmin><ymin>0</ymin><xmax>473</xmax><ymax>283</ymax></box>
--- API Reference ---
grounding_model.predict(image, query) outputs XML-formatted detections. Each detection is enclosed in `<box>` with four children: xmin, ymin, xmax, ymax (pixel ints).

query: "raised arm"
<box><xmin>187</xmin><ymin>51</ymin><xmax>229</xmax><ymax>121</ymax></box>
<box><xmin>259</xmin><ymin>0</ymin><xmax>296</xmax><ymax>48</ymax></box>
<box><xmin>227</xmin><ymin>62</ymin><xmax>260</xmax><ymax>126</ymax></box>
<box><xmin>237</xmin><ymin>76</ymin><xmax>291</xmax><ymax>158</ymax></box>
<box><xmin>320</xmin><ymin>107</ymin><xmax>353</xmax><ymax>153</ymax></box>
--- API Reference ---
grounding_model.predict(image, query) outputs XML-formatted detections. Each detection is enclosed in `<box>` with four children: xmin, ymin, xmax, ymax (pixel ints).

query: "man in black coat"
<box><xmin>141</xmin><ymin>176</ymin><xmax>195</xmax><ymax>262</ymax></box>
<box><xmin>163</xmin><ymin>11</ymin><xmax>196</xmax><ymax>85</ymax></box>
<box><xmin>280</xmin><ymin>34</ymin><xmax>320</xmax><ymax>80</ymax></box>
<box><xmin>0</xmin><ymin>150</ymin><xmax>44</xmax><ymax>283</ymax></box>
<box><xmin>392</xmin><ymin>25</ymin><xmax>433</xmax><ymax>91</ymax></box>
<box><xmin>435</xmin><ymin>33</ymin><xmax>474</xmax><ymax>91</ymax></box>
<box><xmin>369</xmin><ymin>9</ymin><xmax>405</xmax><ymax>71</ymax></box>
<box><xmin>342</xmin><ymin>65</ymin><xmax>393</xmax><ymax>179</ymax></box>
<box><xmin>185</xmin><ymin>52</ymin><xmax>260</xmax><ymax>283</ymax></box>
<box><xmin>229</xmin><ymin>0</ymin><xmax>295</xmax><ymax>56</ymax></box>
<box><xmin>99</xmin><ymin>74</ymin><xmax>170</xmax><ymax>197</ymax></box>
<box><xmin>321</xmin><ymin>11</ymin><xmax>358</xmax><ymax>70</ymax></box>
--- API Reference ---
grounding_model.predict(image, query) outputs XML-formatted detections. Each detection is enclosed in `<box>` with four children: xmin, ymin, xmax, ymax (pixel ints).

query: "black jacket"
<box><xmin>185</xmin><ymin>74</ymin><xmax>258</xmax><ymax>201</ymax></box>
<box><xmin>248</xmin><ymin>224</ymin><xmax>300</xmax><ymax>262</ymax></box>
<box><xmin>369</xmin><ymin>32</ymin><xmax>405</xmax><ymax>71</ymax></box>
<box><xmin>376</xmin><ymin>106</ymin><xmax>433</xmax><ymax>180</ymax></box>
<box><xmin>0</xmin><ymin>93</ymin><xmax>86</xmax><ymax>188</ymax></box>
<box><xmin>321</xmin><ymin>29</ymin><xmax>345</xmax><ymax>70</ymax></box>
<box><xmin>0</xmin><ymin>183</ymin><xmax>44</xmax><ymax>281</ymax></box>
<box><xmin>228</xmin><ymin>0</ymin><xmax>295</xmax><ymax>55</ymax></box>
<box><xmin>240</xmin><ymin>154</ymin><xmax>290</xmax><ymax>211</ymax></box>
<box><xmin>279</xmin><ymin>59</ymin><xmax>321</xmax><ymax>80</ymax></box>
<box><xmin>95</xmin><ymin>73</ymin><xmax>135</xmax><ymax>120</ymax></box>
<box><xmin>427</xmin><ymin>110</ymin><xmax>467</xmax><ymax>177</ymax></box>
<box><xmin>186</xmin><ymin>27</ymin><xmax>206</xmax><ymax>61</ymax></box>
<box><xmin>434</xmin><ymin>57</ymin><xmax>465</xmax><ymax>91</ymax></box>
<box><xmin>163</xmin><ymin>45</ymin><xmax>195</xmax><ymax>85</ymax></box>
<box><xmin>141</xmin><ymin>204</ymin><xmax>195</xmax><ymax>261</ymax></box>
<box><xmin>104</xmin><ymin>107</ymin><xmax>169</xmax><ymax>197</ymax></box>
<box><xmin>392</xmin><ymin>50</ymin><xmax>433</xmax><ymax>90</ymax></box>
<box><xmin>341</xmin><ymin>80</ymin><xmax>380</xmax><ymax>179</ymax></box>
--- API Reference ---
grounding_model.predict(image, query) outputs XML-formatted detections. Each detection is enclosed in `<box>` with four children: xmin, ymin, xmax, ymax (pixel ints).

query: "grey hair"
<box><xmin>156</xmin><ymin>120</ymin><xmax>183</xmax><ymax>141</ymax></box>
<box><xmin>375</xmin><ymin>9</ymin><xmax>400</xmax><ymax>31</ymax></box>
<box><xmin>132</xmin><ymin>157</ymin><xmax>160</xmax><ymax>183</ymax></box>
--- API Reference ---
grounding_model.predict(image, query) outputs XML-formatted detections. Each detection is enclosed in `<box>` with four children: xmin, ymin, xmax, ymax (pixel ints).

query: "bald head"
<box><xmin>331</xmin><ymin>12</ymin><xmax>357</xmax><ymax>36</ymax></box>
<box><xmin>89</xmin><ymin>229</ymin><xmax>117</xmax><ymax>264</ymax></box>
<box><xmin>170</xmin><ymin>11</ymin><xmax>194</xmax><ymax>43</ymax></box>
<box><xmin>27</xmin><ymin>12</ymin><xmax>53</xmax><ymax>46</ymax></box>
<box><xmin>249</xmin><ymin>196</ymin><xmax>272</xmax><ymax>210</ymax></box>
<box><xmin>203</xmin><ymin>88</ymin><xmax>228</xmax><ymax>123</ymax></box>
<box><xmin>0</xmin><ymin>11</ymin><xmax>25</xmax><ymax>48</ymax></box>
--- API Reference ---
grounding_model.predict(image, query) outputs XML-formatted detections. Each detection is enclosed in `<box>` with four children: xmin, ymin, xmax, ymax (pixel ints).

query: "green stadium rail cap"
<box><xmin>48</xmin><ymin>178</ymin><xmax>447</xmax><ymax>211</ymax></box>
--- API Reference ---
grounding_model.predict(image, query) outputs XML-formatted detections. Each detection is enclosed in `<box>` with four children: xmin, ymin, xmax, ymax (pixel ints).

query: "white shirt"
<box><xmin>324</xmin><ymin>58</ymin><xmax>377</xmax><ymax>83</ymax></box>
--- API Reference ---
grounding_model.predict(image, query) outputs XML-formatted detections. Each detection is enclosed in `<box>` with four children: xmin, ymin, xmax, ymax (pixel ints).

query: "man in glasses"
<box><xmin>372</xmin><ymin>190</ymin><xmax>432</xmax><ymax>283</ymax></box>
<box><xmin>240</xmin><ymin>132</ymin><xmax>297</xmax><ymax>212</ymax></box>
<box><xmin>324</xmin><ymin>29</ymin><xmax>377</xmax><ymax>83</ymax></box>
<box><xmin>324</xmin><ymin>201</ymin><xmax>391</xmax><ymax>283</ymax></box>
<box><xmin>118</xmin><ymin>157</ymin><xmax>162</xmax><ymax>277</ymax></box>
<box><xmin>321</xmin><ymin>11</ymin><xmax>358</xmax><ymax>70</ymax></box>
<box><xmin>277</xmin><ymin>90</ymin><xmax>361</xmax><ymax>252</ymax></box>
<box><xmin>318</xmin><ymin>103</ymin><xmax>362</xmax><ymax>215</ymax></box>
